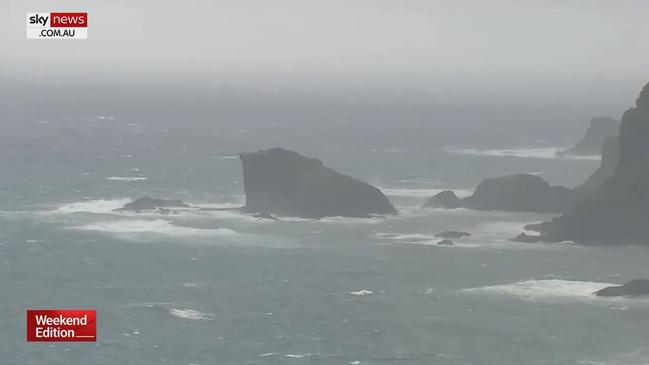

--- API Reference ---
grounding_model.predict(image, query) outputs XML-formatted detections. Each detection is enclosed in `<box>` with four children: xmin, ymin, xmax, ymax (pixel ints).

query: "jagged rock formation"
<box><xmin>556</xmin><ymin>117</ymin><xmax>619</xmax><ymax>157</ymax></box>
<box><xmin>422</xmin><ymin>174</ymin><xmax>578</xmax><ymax>213</ymax></box>
<box><xmin>239</xmin><ymin>148</ymin><xmax>397</xmax><ymax>218</ymax></box>
<box><xmin>574</xmin><ymin>135</ymin><xmax>619</xmax><ymax>194</ymax></box>
<box><xmin>594</xmin><ymin>279</ymin><xmax>649</xmax><ymax>297</ymax></box>
<box><xmin>435</xmin><ymin>231</ymin><xmax>471</xmax><ymax>239</ymax></box>
<box><xmin>115</xmin><ymin>196</ymin><xmax>190</xmax><ymax>211</ymax></box>
<box><xmin>535</xmin><ymin>82</ymin><xmax>649</xmax><ymax>245</ymax></box>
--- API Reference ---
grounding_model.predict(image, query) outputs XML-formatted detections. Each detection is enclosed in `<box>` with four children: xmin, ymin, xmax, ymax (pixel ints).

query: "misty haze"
<box><xmin>2</xmin><ymin>1</ymin><xmax>649</xmax><ymax>364</ymax></box>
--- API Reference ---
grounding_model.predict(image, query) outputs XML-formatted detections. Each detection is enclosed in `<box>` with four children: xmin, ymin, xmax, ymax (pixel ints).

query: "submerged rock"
<box><xmin>116</xmin><ymin>196</ymin><xmax>190</xmax><ymax>211</ymax></box>
<box><xmin>251</xmin><ymin>212</ymin><xmax>280</xmax><ymax>220</ymax></box>
<box><xmin>537</xmin><ymin>82</ymin><xmax>649</xmax><ymax>245</ymax></box>
<box><xmin>423</xmin><ymin>174</ymin><xmax>578</xmax><ymax>213</ymax></box>
<box><xmin>556</xmin><ymin>117</ymin><xmax>619</xmax><ymax>157</ymax></box>
<box><xmin>239</xmin><ymin>148</ymin><xmax>397</xmax><ymax>218</ymax></box>
<box><xmin>422</xmin><ymin>191</ymin><xmax>462</xmax><ymax>209</ymax></box>
<box><xmin>436</xmin><ymin>239</ymin><xmax>454</xmax><ymax>246</ymax></box>
<box><xmin>594</xmin><ymin>279</ymin><xmax>649</xmax><ymax>297</ymax></box>
<box><xmin>435</xmin><ymin>231</ymin><xmax>471</xmax><ymax>239</ymax></box>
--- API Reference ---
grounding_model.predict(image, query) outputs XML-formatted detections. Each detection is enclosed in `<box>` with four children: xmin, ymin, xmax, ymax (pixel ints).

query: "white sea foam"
<box><xmin>446</xmin><ymin>146</ymin><xmax>601</xmax><ymax>160</ymax></box>
<box><xmin>349</xmin><ymin>289</ymin><xmax>374</xmax><ymax>296</ymax></box>
<box><xmin>388</xmin><ymin>233</ymin><xmax>435</xmax><ymax>241</ymax></box>
<box><xmin>73</xmin><ymin>219</ymin><xmax>240</xmax><ymax>237</ymax></box>
<box><xmin>379</xmin><ymin>187</ymin><xmax>472</xmax><ymax>199</ymax></box>
<box><xmin>285</xmin><ymin>353</ymin><xmax>312</xmax><ymax>358</ymax></box>
<box><xmin>105</xmin><ymin>176</ymin><xmax>148</xmax><ymax>182</ymax></box>
<box><xmin>462</xmin><ymin>279</ymin><xmax>616</xmax><ymax>301</ymax></box>
<box><xmin>319</xmin><ymin>216</ymin><xmax>385</xmax><ymax>225</ymax></box>
<box><xmin>57</xmin><ymin>199</ymin><xmax>132</xmax><ymax>214</ymax></box>
<box><xmin>168</xmin><ymin>308</ymin><xmax>215</xmax><ymax>320</ymax></box>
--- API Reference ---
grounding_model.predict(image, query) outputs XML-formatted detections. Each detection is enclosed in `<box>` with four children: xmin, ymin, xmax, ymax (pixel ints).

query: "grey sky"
<box><xmin>3</xmin><ymin>0</ymin><xmax>648</xmax><ymax>84</ymax></box>
<box><xmin>0</xmin><ymin>0</ymin><xmax>649</xmax><ymax>115</ymax></box>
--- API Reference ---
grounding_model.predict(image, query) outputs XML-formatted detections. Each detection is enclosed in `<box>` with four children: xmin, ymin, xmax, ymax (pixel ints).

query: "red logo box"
<box><xmin>27</xmin><ymin>309</ymin><xmax>96</xmax><ymax>342</ymax></box>
<box><xmin>50</xmin><ymin>12</ymin><xmax>87</xmax><ymax>27</ymax></box>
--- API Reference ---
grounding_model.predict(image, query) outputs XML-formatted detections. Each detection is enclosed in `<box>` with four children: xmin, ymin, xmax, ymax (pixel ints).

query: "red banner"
<box><xmin>26</xmin><ymin>309</ymin><xmax>96</xmax><ymax>342</ymax></box>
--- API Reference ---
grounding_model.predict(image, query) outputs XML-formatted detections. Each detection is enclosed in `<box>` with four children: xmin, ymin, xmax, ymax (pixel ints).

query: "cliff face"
<box><xmin>540</xmin><ymin>82</ymin><xmax>649</xmax><ymax>245</ymax></box>
<box><xmin>574</xmin><ymin>135</ymin><xmax>619</xmax><ymax>194</ymax></box>
<box><xmin>557</xmin><ymin>117</ymin><xmax>619</xmax><ymax>157</ymax></box>
<box><xmin>240</xmin><ymin>148</ymin><xmax>397</xmax><ymax>218</ymax></box>
<box><xmin>423</xmin><ymin>174</ymin><xmax>578</xmax><ymax>213</ymax></box>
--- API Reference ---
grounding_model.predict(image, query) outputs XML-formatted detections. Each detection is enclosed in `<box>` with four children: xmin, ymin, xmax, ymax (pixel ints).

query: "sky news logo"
<box><xmin>26</xmin><ymin>12</ymin><xmax>87</xmax><ymax>39</ymax></box>
<box><xmin>26</xmin><ymin>309</ymin><xmax>96</xmax><ymax>342</ymax></box>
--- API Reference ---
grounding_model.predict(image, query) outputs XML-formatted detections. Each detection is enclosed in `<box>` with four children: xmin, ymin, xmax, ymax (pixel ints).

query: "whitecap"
<box><xmin>349</xmin><ymin>290</ymin><xmax>373</xmax><ymax>296</ymax></box>
<box><xmin>105</xmin><ymin>176</ymin><xmax>148</xmax><ymax>182</ymax></box>
<box><xmin>168</xmin><ymin>308</ymin><xmax>215</xmax><ymax>320</ymax></box>
<box><xmin>285</xmin><ymin>353</ymin><xmax>312</xmax><ymax>358</ymax></box>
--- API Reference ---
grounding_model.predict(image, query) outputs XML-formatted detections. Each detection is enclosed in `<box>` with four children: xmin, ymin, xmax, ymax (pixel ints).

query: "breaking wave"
<box><xmin>72</xmin><ymin>219</ymin><xmax>241</xmax><ymax>237</ymax></box>
<box><xmin>445</xmin><ymin>146</ymin><xmax>601</xmax><ymax>160</ymax></box>
<box><xmin>57</xmin><ymin>199</ymin><xmax>132</xmax><ymax>214</ymax></box>
<box><xmin>462</xmin><ymin>279</ymin><xmax>616</xmax><ymax>301</ymax></box>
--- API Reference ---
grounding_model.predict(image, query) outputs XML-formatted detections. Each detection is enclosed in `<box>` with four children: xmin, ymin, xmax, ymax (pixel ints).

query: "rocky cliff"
<box><xmin>556</xmin><ymin>117</ymin><xmax>619</xmax><ymax>157</ymax></box>
<box><xmin>240</xmin><ymin>148</ymin><xmax>397</xmax><ymax>218</ymax></box>
<box><xmin>574</xmin><ymin>135</ymin><xmax>619</xmax><ymax>194</ymax></box>
<box><xmin>537</xmin><ymin>82</ymin><xmax>649</xmax><ymax>245</ymax></box>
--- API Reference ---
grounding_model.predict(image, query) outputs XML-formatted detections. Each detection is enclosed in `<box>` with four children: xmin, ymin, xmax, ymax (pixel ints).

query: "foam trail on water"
<box><xmin>379</xmin><ymin>187</ymin><xmax>472</xmax><ymax>199</ymax></box>
<box><xmin>445</xmin><ymin>146</ymin><xmax>601</xmax><ymax>160</ymax></box>
<box><xmin>168</xmin><ymin>308</ymin><xmax>215</xmax><ymax>320</ymax></box>
<box><xmin>57</xmin><ymin>199</ymin><xmax>132</xmax><ymax>214</ymax></box>
<box><xmin>105</xmin><ymin>176</ymin><xmax>148</xmax><ymax>182</ymax></box>
<box><xmin>462</xmin><ymin>279</ymin><xmax>616</xmax><ymax>301</ymax></box>
<box><xmin>72</xmin><ymin>219</ymin><xmax>240</xmax><ymax>237</ymax></box>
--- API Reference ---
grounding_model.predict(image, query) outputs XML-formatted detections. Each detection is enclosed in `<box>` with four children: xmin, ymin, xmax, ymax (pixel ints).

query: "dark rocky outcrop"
<box><xmin>435</xmin><ymin>231</ymin><xmax>471</xmax><ymax>239</ymax></box>
<box><xmin>535</xmin><ymin>82</ymin><xmax>649</xmax><ymax>245</ymax></box>
<box><xmin>116</xmin><ymin>196</ymin><xmax>190</xmax><ymax>211</ymax></box>
<box><xmin>594</xmin><ymin>279</ymin><xmax>649</xmax><ymax>297</ymax></box>
<box><xmin>239</xmin><ymin>148</ymin><xmax>397</xmax><ymax>218</ymax></box>
<box><xmin>422</xmin><ymin>174</ymin><xmax>578</xmax><ymax>213</ymax></box>
<box><xmin>436</xmin><ymin>239</ymin><xmax>454</xmax><ymax>246</ymax></box>
<box><xmin>557</xmin><ymin>117</ymin><xmax>619</xmax><ymax>157</ymax></box>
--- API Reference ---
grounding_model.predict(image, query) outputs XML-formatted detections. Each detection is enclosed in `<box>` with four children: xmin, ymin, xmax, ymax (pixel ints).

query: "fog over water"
<box><xmin>2</xmin><ymin>1</ymin><xmax>649</xmax><ymax>364</ymax></box>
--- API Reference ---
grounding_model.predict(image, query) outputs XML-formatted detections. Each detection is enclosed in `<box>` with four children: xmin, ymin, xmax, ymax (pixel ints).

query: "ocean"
<box><xmin>1</xmin><ymin>116</ymin><xmax>648</xmax><ymax>365</ymax></box>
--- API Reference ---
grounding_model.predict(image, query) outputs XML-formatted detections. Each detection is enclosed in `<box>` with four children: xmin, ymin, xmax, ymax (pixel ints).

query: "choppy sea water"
<box><xmin>0</xmin><ymin>117</ymin><xmax>646</xmax><ymax>364</ymax></box>
<box><xmin>2</xmin><ymin>183</ymin><xmax>649</xmax><ymax>365</ymax></box>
